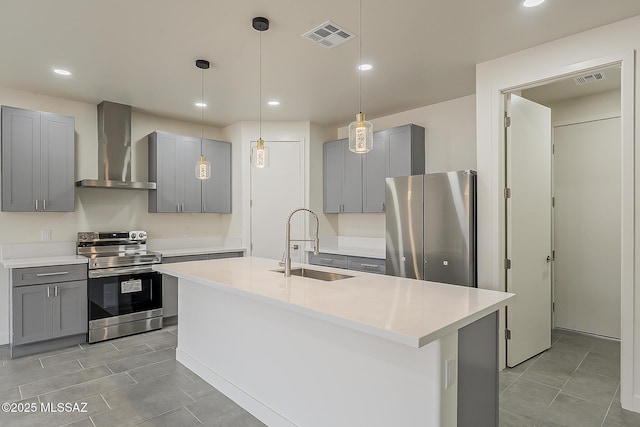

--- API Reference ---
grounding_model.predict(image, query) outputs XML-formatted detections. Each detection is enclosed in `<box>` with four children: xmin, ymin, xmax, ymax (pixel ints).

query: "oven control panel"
<box><xmin>77</xmin><ymin>230</ymin><xmax>148</xmax><ymax>243</ymax></box>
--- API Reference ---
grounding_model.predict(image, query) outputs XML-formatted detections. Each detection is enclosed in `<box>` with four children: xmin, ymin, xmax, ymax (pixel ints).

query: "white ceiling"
<box><xmin>1</xmin><ymin>1</ymin><xmax>639</xmax><ymax>129</ymax></box>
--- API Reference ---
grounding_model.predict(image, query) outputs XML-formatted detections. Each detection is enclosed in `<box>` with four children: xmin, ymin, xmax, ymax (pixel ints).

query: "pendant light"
<box><xmin>348</xmin><ymin>0</ymin><xmax>373</xmax><ymax>154</ymax></box>
<box><xmin>195</xmin><ymin>59</ymin><xmax>211</xmax><ymax>180</ymax></box>
<box><xmin>251</xmin><ymin>17</ymin><xmax>270</xmax><ymax>168</ymax></box>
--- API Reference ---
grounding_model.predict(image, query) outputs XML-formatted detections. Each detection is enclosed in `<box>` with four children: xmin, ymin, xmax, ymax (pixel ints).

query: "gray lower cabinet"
<box><xmin>1</xmin><ymin>105</ymin><xmax>75</xmax><ymax>212</ymax></box>
<box><xmin>11</xmin><ymin>264</ymin><xmax>87</xmax><ymax>357</ymax></box>
<box><xmin>161</xmin><ymin>251</ymin><xmax>244</xmax><ymax>324</ymax></box>
<box><xmin>324</xmin><ymin>124</ymin><xmax>425</xmax><ymax>214</ymax></box>
<box><xmin>309</xmin><ymin>252</ymin><xmax>385</xmax><ymax>275</ymax></box>
<box><xmin>149</xmin><ymin>132</ymin><xmax>232</xmax><ymax>213</ymax></box>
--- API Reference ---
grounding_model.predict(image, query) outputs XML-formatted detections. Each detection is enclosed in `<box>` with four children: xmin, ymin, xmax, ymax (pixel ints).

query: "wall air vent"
<box><xmin>573</xmin><ymin>71</ymin><xmax>607</xmax><ymax>85</ymax></box>
<box><xmin>302</xmin><ymin>20</ymin><xmax>354</xmax><ymax>48</ymax></box>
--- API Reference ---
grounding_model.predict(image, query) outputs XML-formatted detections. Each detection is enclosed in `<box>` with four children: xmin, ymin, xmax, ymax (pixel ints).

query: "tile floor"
<box><xmin>0</xmin><ymin>326</ymin><xmax>265</xmax><ymax>427</ymax></box>
<box><xmin>2</xmin><ymin>327</ymin><xmax>640</xmax><ymax>426</ymax></box>
<box><xmin>500</xmin><ymin>328</ymin><xmax>640</xmax><ymax>426</ymax></box>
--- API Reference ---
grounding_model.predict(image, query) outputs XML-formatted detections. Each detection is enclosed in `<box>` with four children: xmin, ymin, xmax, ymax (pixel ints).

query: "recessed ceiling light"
<box><xmin>195</xmin><ymin>102</ymin><xmax>207</xmax><ymax>108</ymax></box>
<box><xmin>523</xmin><ymin>0</ymin><xmax>545</xmax><ymax>7</ymax></box>
<box><xmin>53</xmin><ymin>68</ymin><xmax>71</xmax><ymax>76</ymax></box>
<box><xmin>268</xmin><ymin>100</ymin><xmax>280</xmax><ymax>106</ymax></box>
<box><xmin>358</xmin><ymin>64</ymin><xmax>373</xmax><ymax>71</ymax></box>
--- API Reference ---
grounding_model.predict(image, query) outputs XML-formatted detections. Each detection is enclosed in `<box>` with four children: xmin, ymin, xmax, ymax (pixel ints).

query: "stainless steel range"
<box><xmin>77</xmin><ymin>231</ymin><xmax>163</xmax><ymax>343</ymax></box>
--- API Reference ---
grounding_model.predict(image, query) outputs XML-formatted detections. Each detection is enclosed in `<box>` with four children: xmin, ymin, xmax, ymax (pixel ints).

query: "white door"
<box><xmin>250</xmin><ymin>140</ymin><xmax>305</xmax><ymax>262</ymax></box>
<box><xmin>506</xmin><ymin>94</ymin><xmax>552</xmax><ymax>367</ymax></box>
<box><xmin>553</xmin><ymin>118</ymin><xmax>621</xmax><ymax>338</ymax></box>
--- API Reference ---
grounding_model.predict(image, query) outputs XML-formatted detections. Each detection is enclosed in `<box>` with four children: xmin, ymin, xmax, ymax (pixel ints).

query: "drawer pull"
<box><xmin>318</xmin><ymin>258</ymin><xmax>334</xmax><ymax>263</ymax></box>
<box><xmin>360</xmin><ymin>264</ymin><xmax>380</xmax><ymax>269</ymax></box>
<box><xmin>36</xmin><ymin>271</ymin><xmax>69</xmax><ymax>277</ymax></box>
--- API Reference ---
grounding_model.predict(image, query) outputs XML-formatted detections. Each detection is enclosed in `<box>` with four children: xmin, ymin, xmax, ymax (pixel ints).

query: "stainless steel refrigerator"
<box><xmin>385</xmin><ymin>170</ymin><xmax>477</xmax><ymax>287</ymax></box>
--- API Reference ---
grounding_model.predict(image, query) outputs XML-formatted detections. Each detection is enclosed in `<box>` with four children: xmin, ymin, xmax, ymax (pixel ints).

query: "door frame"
<box><xmin>487</xmin><ymin>51</ymin><xmax>634</xmax><ymax>409</ymax></box>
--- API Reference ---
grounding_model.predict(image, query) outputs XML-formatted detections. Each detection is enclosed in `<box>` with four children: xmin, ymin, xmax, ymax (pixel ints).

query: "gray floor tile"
<box><xmin>135</xmin><ymin>407</ymin><xmax>201</xmax><ymax>427</ymax></box>
<box><xmin>40</xmin><ymin>343</ymin><xmax>118</xmax><ymax>367</ymax></box>
<box><xmin>556</xmin><ymin>331</ymin><xmax>597</xmax><ymax>350</ymax></box>
<box><xmin>20</xmin><ymin>365</ymin><xmax>113</xmax><ymax>399</ymax></box>
<box><xmin>180</xmin><ymin>378</ymin><xmax>219</xmax><ymax>400</ymax></box>
<box><xmin>603</xmin><ymin>394</ymin><xmax>640</xmax><ymax>426</ymax></box>
<box><xmin>0</xmin><ymin>360</ymin><xmax>83</xmax><ymax>390</ymax></box>
<box><xmin>39</xmin><ymin>371</ymin><xmax>136</xmax><ymax>404</ymax></box>
<box><xmin>106</xmin><ymin>347</ymin><xmax>175</xmax><ymax>374</ymax></box>
<box><xmin>499</xmin><ymin>370</ymin><xmax>521</xmax><ymax>393</ymax></box>
<box><xmin>577</xmin><ymin>352</ymin><xmax>620</xmax><ymax>378</ymax></box>
<box><xmin>590</xmin><ymin>338</ymin><xmax>621</xmax><ymax>359</ymax></box>
<box><xmin>561</xmin><ymin>370</ymin><xmax>619</xmax><ymax>404</ymax></box>
<box><xmin>520</xmin><ymin>357</ymin><xmax>576</xmax><ymax>389</ymax></box>
<box><xmin>540</xmin><ymin>393</ymin><xmax>609</xmax><ymax>427</ymax></box>
<box><xmin>127</xmin><ymin>358</ymin><xmax>199</xmax><ymax>383</ymax></box>
<box><xmin>0</xmin><ymin>386</ymin><xmax>22</xmax><ymax>403</ymax></box>
<box><xmin>200</xmin><ymin>409</ymin><xmax>266</xmax><ymax>427</ymax></box>
<box><xmin>505</xmin><ymin>353</ymin><xmax>540</xmax><ymax>374</ymax></box>
<box><xmin>185</xmin><ymin>390</ymin><xmax>245</xmax><ymax>424</ymax></box>
<box><xmin>93</xmin><ymin>372</ymin><xmax>195</xmax><ymax>427</ymax></box>
<box><xmin>78</xmin><ymin>343</ymin><xmax>153</xmax><ymax>369</ymax></box>
<box><xmin>539</xmin><ymin>341</ymin><xmax>589</xmax><ymax>370</ymax></box>
<box><xmin>499</xmin><ymin>408</ymin><xmax>562</xmax><ymax>427</ymax></box>
<box><xmin>500</xmin><ymin>377</ymin><xmax>560</xmax><ymax>419</ymax></box>
<box><xmin>0</xmin><ymin>358</ymin><xmax>44</xmax><ymax>379</ymax></box>
<box><xmin>110</xmin><ymin>330</ymin><xmax>175</xmax><ymax>351</ymax></box>
<box><xmin>60</xmin><ymin>418</ymin><xmax>96</xmax><ymax>427</ymax></box>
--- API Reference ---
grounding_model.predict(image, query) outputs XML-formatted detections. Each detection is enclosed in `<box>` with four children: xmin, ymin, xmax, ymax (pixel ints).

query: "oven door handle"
<box><xmin>88</xmin><ymin>265</ymin><xmax>156</xmax><ymax>279</ymax></box>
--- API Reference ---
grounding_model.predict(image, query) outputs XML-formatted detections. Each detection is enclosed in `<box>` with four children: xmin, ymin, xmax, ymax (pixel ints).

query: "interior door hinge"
<box><xmin>552</xmin><ymin>144</ymin><xmax>555</xmax><ymax>154</ymax></box>
<box><xmin>504</xmin><ymin>116</ymin><xmax>511</xmax><ymax>128</ymax></box>
<box><xmin>505</xmin><ymin>329</ymin><xmax>512</xmax><ymax>340</ymax></box>
<box><xmin>504</xmin><ymin>258</ymin><xmax>512</xmax><ymax>269</ymax></box>
<box><xmin>552</xmin><ymin>196</ymin><xmax>555</xmax><ymax>207</ymax></box>
<box><xmin>504</xmin><ymin>188</ymin><xmax>512</xmax><ymax>199</ymax></box>
<box><xmin>552</xmin><ymin>302</ymin><xmax>555</xmax><ymax>312</ymax></box>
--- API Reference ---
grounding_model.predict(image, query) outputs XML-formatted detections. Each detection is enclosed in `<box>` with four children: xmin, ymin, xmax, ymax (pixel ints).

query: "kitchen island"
<box><xmin>154</xmin><ymin>257</ymin><xmax>514</xmax><ymax>427</ymax></box>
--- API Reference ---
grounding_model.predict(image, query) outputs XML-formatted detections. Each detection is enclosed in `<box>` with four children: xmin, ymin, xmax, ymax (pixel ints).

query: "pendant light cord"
<box><xmin>259</xmin><ymin>29</ymin><xmax>262</xmax><ymax>139</ymax></box>
<box><xmin>359</xmin><ymin>0</ymin><xmax>362</xmax><ymax>114</ymax></box>
<box><xmin>200</xmin><ymin>67</ymin><xmax>204</xmax><ymax>141</ymax></box>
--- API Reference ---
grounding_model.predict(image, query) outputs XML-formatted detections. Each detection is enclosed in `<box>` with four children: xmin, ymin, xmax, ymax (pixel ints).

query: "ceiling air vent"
<box><xmin>302</xmin><ymin>20</ymin><xmax>354</xmax><ymax>48</ymax></box>
<box><xmin>573</xmin><ymin>71</ymin><xmax>607</xmax><ymax>85</ymax></box>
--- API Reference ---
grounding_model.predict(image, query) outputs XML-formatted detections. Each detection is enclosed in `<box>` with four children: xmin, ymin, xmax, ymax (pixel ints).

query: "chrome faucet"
<box><xmin>283</xmin><ymin>208</ymin><xmax>320</xmax><ymax>277</ymax></box>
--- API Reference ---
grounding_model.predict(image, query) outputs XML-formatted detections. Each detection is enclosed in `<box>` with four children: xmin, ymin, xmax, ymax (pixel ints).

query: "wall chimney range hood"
<box><xmin>76</xmin><ymin>101</ymin><xmax>156</xmax><ymax>190</ymax></box>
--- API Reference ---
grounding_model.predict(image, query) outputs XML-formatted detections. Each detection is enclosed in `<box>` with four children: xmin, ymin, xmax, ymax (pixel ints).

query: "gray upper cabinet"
<box><xmin>148</xmin><ymin>131</ymin><xmax>202</xmax><ymax>213</ymax></box>
<box><xmin>323</xmin><ymin>138</ymin><xmax>362</xmax><ymax>213</ymax></box>
<box><xmin>202</xmin><ymin>139</ymin><xmax>231</xmax><ymax>213</ymax></box>
<box><xmin>324</xmin><ymin>124</ymin><xmax>424</xmax><ymax>214</ymax></box>
<box><xmin>1</xmin><ymin>106</ymin><xmax>75</xmax><ymax>212</ymax></box>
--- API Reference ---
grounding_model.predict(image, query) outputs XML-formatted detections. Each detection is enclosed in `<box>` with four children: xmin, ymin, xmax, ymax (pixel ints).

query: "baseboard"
<box><xmin>176</xmin><ymin>347</ymin><xmax>296</xmax><ymax>427</ymax></box>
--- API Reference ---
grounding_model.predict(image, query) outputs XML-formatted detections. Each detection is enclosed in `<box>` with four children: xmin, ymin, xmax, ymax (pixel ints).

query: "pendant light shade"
<box><xmin>195</xmin><ymin>59</ymin><xmax>212</xmax><ymax>180</ymax></box>
<box><xmin>252</xmin><ymin>17</ymin><xmax>270</xmax><ymax>168</ymax></box>
<box><xmin>348</xmin><ymin>0</ymin><xmax>373</xmax><ymax>154</ymax></box>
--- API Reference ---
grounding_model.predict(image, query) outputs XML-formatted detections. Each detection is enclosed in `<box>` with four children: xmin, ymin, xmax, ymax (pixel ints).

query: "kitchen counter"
<box><xmin>153</xmin><ymin>246</ymin><xmax>246</xmax><ymax>257</ymax></box>
<box><xmin>0</xmin><ymin>255</ymin><xmax>88</xmax><ymax>269</ymax></box>
<box><xmin>155</xmin><ymin>256</ymin><xmax>513</xmax><ymax>426</ymax></box>
<box><xmin>308</xmin><ymin>236</ymin><xmax>385</xmax><ymax>259</ymax></box>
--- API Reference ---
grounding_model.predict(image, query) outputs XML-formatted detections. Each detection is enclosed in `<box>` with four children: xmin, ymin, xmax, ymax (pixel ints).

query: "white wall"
<box><xmin>476</xmin><ymin>15</ymin><xmax>639</xmax><ymax>411</ymax></box>
<box><xmin>335</xmin><ymin>95</ymin><xmax>477</xmax><ymax>238</ymax></box>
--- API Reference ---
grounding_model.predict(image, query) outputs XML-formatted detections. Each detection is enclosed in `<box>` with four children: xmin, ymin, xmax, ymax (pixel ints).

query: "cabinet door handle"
<box><xmin>47</xmin><ymin>286</ymin><xmax>50</xmax><ymax>298</ymax></box>
<box><xmin>43</xmin><ymin>199</ymin><xmax>46</xmax><ymax>211</ymax></box>
<box><xmin>35</xmin><ymin>200</ymin><xmax>38</xmax><ymax>211</ymax></box>
<box><xmin>361</xmin><ymin>264</ymin><xmax>380</xmax><ymax>269</ymax></box>
<box><xmin>36</xmin><ymin>271</ymin><xmax>69</xmax><ymax>277</ymax></box>
<box><xmin>382</xmin><ymin>202</ymin><xmax>385</xmax><ymax>212</ymax></box>
<box><xmin>54</xmin><ymin>285</ymin><xmax>58</xmax><ymax>297</ymax></box>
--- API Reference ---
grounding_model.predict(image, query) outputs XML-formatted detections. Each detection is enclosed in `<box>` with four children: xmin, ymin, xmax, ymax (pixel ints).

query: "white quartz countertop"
<box><xmin>154</xmin><ymin>257</ymin><xmax>514</xmax><ymax>348</ymax></box>
<box><xmin>155</xmin><ymin>246</ymin><xmax>246</xmax><ymax>258</ymax></box>
<box><xmin>1</xmin><ymin>255</ymin><xmax>88</xmax><ymax>269</ymax></box>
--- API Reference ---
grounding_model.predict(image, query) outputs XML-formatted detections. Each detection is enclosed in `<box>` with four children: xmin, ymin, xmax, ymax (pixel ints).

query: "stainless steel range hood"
<box><xmin>76</xmin><ymin>101</ymin><xmax>156</xmax><ymax>190</ymax></box>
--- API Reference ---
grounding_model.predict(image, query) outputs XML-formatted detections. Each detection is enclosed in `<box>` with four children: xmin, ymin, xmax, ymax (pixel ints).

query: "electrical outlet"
<box><xmin>41</xmin><ymin>229</ymin><xmax>51</xmax><ymax>241</ymax></box>
<box><xmin>444</xmin><ymin>358</ymin><xmax>456</xmax><ymax>389</ymax></box>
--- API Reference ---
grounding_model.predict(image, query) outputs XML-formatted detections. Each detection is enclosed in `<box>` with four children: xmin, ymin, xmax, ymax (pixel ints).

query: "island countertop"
<box><xmin>154</xmin><ymin>256</ymin><xmax>514</xmax><ymax>348</ymax></box>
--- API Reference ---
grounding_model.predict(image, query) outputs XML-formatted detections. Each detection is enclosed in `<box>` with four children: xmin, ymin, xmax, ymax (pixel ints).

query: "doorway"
<box><xmin>250</xmin><ymin>140</ymin><xmax>305</xmax><ymax>261</ymax></box>
<box><xmin>504</xmin><ymin>66</ymin><xmax>622</xmax><ymax>367</ymax></box>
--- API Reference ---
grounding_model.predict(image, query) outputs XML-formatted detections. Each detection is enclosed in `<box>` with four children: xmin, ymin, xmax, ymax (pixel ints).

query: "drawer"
<box><xmin>308</xmin><ymin>252</ymin><xmax>348</xmax><ymax>269</ymax></box>
<box><xmin>12</xmin><ymin>264</ymin><xmax>87</xmax><ymax>287</ymax></box>
<box><xmin>347</xmin><ymin>256</ymin><xmax>386</xmax><ymax>274</ymax></box>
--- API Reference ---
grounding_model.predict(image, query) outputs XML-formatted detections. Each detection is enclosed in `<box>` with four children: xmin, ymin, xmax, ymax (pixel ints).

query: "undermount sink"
<box><xmin>272</xmin><ymin>268</ymin><xmax>354</xmax><ymax>281</ymax></box>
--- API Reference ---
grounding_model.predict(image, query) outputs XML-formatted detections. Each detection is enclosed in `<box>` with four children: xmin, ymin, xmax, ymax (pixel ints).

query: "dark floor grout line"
<box><xmin>184</xmin><ymin>405</ymin><xmax>204</xmax><ymax>424</ymax></box>
<box><xmin>99</xmin><ymin>393</ymin><xmax>111</xmax><ymax>410</ymax></box>
<box><xmin>601</xmin><ymin>383</ymin><xmax>621</xmax><ymax>427</ymax></box>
